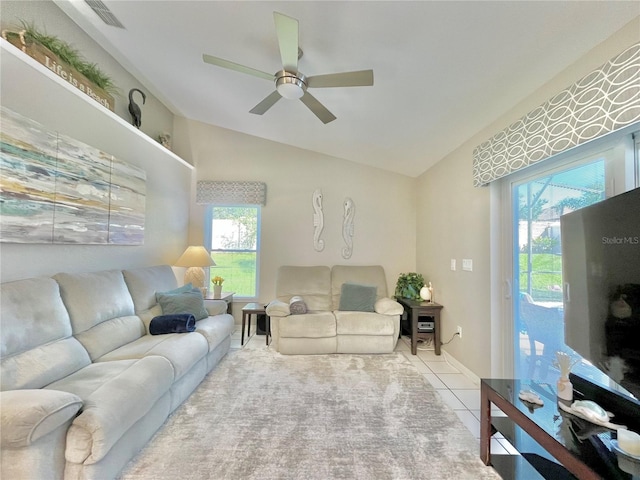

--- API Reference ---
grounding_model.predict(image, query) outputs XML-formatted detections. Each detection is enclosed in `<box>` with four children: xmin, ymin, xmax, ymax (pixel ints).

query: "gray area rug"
<box><xmin>119</xmin><ymin>344</ymin><xmax>501</xmax><ymax>479</ymax></box>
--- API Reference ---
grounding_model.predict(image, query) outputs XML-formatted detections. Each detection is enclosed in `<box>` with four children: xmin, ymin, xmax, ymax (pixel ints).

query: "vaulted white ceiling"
<box><xmin>55</xmin><ymin>1</ymin><xmax>639</xmax><ymax>177</ymax></box>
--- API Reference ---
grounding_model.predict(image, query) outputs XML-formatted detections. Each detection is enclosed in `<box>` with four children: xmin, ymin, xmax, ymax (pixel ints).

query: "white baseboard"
<box><xmin>442</xmin><ymin>349</ymin><xmax>481</xmax><ymax>385</ymax></box>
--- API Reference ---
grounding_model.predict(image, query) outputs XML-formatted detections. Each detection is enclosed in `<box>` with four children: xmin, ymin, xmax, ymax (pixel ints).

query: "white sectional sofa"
<box><xmin>266</xmin><ymin>265</ymin><xmax>403</xmax><ymax>354</ymax></box>
<box><xmin>0</xmin><ymin>265</ymin><xmax>234</xmax><ymax>480</ymax></box>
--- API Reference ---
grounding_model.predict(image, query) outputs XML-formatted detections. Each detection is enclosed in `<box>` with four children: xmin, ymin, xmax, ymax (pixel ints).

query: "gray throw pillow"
<box><xmin>339</xmin><ymin>282</ymin><xmax>377</xmax><ymax>312</ymax></box>
<box><xmin>156</xmin><ymin>285</ymin><xmax>208</xmax><ymax>321</ymax></box>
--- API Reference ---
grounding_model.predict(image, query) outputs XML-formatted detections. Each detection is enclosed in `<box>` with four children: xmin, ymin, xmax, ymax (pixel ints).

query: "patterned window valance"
<box><xmin>196</xmin><ymin>181</ymin><xmax>266</xmax><ymax>205</ymax></box>
<box><xmin>473</xmin><ymin>43</ymin><xmax>640</xmax><ymax>187</ymax></box>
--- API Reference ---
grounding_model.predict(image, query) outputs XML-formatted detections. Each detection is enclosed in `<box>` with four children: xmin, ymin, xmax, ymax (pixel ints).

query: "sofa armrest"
<box><xmin>204</xmin><ymin>299</ymin><xmax>228</xmax><ymax>316</ymax></box>
<box><xmin>266</xmin><ymin>300</ymin><xmax>290</xmax><ymax>317</ymax></box>
<box><xmin>1</xmin><ymin>389</ymin><xmax>83</xmax><ymax>448</ymax></box>
<box><xmin>374</xmin><ymin>297</ymin><xmax>404</xmax><ymax>315</ymax></box>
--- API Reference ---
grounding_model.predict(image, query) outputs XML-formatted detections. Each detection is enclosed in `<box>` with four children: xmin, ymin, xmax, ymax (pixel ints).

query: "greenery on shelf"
<box><xmin>395</xmin><ymin>272</ymin><xmax>425</xmax><ymax>300</ymax></box>
<box><xmin>15</xmin><ymin>20</ymin><xmax>119</xmax><ymax>95</ymax></box>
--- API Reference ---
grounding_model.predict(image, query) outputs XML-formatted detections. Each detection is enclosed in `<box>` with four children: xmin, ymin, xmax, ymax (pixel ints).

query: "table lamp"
<box><xmin>174</xmin><ymin>246</ymin><xmax>216</xmax><ymax>289</ymax></box>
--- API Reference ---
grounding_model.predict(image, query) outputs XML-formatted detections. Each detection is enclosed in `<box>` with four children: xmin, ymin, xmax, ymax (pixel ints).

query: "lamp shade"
<box><xmin>174</xmin><ymin>246</ymin><xmax>216</xmax><ymax>267</ymax></box>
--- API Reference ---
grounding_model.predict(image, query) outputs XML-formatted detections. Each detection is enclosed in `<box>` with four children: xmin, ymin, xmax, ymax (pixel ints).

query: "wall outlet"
<box><xmin>456</xmin><ymin>326</ymin><xmax>463</xmax><ymax>339</ymax></box>
<box><xmin>462</xmin><ymin>259</ymin><xmax>473</xmax><ymax>271</ymax></box>
<box><xmin>450</xmin><ymin>259</ymin><xmax>456</xmax><ymax>271</ymax></box>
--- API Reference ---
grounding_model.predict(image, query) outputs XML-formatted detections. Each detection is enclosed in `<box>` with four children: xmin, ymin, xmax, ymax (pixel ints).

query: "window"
<box><xmin>205</xmin><ymin>205</ymin><xmax>260</xmax><ymax>298</ymax></box>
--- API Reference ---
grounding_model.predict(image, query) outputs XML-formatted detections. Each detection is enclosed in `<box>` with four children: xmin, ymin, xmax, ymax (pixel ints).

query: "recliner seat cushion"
<box><xmin>279</xmin><ymin>312</ymin><xmax>336</xmax><ymax>338</ymax></box>
<box><xmin>95</xmin><ymin>333</ymin><xmax>208</xmax><ymax>380</ymax></box>
<box><xmin>334</xmin><ymin>311</ymin><xmax>396</xmax><ymax>335</ymax></box>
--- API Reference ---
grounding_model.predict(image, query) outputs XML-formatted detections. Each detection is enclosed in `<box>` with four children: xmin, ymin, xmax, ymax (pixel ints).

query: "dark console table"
<box><xmin>481</xmin><ymin>378</ymin><xmax>638</xmax><ymax>480</ymax></box>
<box><xmin>395</xmin><ymin>298</ymin><xmax>442</xmax><ymax>355</ymax></box>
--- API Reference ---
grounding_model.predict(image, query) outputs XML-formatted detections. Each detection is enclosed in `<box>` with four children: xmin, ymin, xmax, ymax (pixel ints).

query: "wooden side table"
<box><xmin>395</xmin><ymin>298</ymin><xmax>443</xmax><ymax>355</ymax></box>
<box><xmin>241</xmin><ymin>302</ymin><xmax>269</xmax><ymax>346</ymax></box>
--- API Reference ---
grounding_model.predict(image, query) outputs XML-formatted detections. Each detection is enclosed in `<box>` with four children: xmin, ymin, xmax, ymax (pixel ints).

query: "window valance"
<box><xmin>196</xmin><ymin>181</ymin><xmax>266</xmax><ymax>205</ymax></box>
<box><xmin>473</xmin><ymin>43</ymin><xmax>640</xmax><ymax>187</ymax></box>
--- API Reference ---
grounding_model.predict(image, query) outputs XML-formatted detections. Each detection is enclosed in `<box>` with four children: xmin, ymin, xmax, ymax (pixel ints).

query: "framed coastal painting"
<box><xmin>0</xmin><ymin>106</ymin><xmax>146</xmax><ymax>244</ymax></box>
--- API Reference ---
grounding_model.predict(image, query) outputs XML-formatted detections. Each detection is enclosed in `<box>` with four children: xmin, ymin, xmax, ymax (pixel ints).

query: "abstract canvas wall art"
<box><xmin>0</xmin><ymin>106</ymin><xmax>146</xmax><ymax>244</ymax></box>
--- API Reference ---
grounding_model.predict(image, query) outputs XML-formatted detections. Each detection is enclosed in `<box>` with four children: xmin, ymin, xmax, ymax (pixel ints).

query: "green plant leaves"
<box><xmin>395</xmin><ymin>272</ymin><xmax>425</xmax><ymax>300</ymax></box>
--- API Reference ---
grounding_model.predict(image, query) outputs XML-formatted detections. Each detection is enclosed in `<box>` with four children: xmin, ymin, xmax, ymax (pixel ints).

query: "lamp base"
<box><xmin>184</xmin><ymin>267</ymin><xmax>206</xmax><ymax>289</ymax></box>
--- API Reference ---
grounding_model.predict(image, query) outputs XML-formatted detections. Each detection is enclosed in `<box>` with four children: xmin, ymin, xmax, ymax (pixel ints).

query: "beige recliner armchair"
<box><xmin>266</xmin><ymin>265</ymin><xmax>403</xmax><ymax>354</ymax></box>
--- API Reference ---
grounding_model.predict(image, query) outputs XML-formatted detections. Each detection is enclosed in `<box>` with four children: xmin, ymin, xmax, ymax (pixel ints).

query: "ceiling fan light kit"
<box><xmin>202</xmin><ymin>11</ymin><xmax>373</xmax><ymax>123</ymax></box>
<box><xmin>276</xmin><ymin>71</ymin><xmax>306</xmax><ymax>99</ymax></box>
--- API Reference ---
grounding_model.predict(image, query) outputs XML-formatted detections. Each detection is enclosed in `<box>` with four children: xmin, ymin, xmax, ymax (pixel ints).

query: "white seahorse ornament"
<box><xmin>312</xmin><ymin>189</ymin><xmax>325</xmax><ymax>252</ymax></box>
<box><xmin>342</xmin><ymin>197</ymin><xmax>355</xmax><ymax>259</ymax></box>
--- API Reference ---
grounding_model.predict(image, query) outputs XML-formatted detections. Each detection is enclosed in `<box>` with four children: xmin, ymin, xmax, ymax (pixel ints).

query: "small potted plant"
<box><xmin>395</xmin><ymin>272</ymin><xmax>425</xmax><ymax>300</ymax></box>
<box><xmin>211</xmin><ymin>276</ymin><xmax>224</xmax><ymax>298</ymax></box>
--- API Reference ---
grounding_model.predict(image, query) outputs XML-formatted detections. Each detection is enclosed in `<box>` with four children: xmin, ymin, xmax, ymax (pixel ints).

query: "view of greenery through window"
<box><xmin>207</xmin><ymin>206</ymin><xmax>259</xmax><ymax>298</ymax></box>
<box><xmin>514</xmin><ymin>160</ymin><xmax>606</xmax><ymax>382</ymax></box>
<box><xmin>516</xmin><ymin>161</ymin><xmax>605</xmax><ymax>305</ymax></box>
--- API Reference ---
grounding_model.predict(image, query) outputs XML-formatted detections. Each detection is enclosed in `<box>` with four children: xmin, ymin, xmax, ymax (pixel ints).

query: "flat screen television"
<box><xmin>561</xmin><ymin>187</ymin><xmax>640</xmax><ymax>407</ymax></box>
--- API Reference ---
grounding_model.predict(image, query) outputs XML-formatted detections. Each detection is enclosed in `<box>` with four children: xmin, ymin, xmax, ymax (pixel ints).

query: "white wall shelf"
<box><xmin>0</xmin><ymin>38</ymin><xmax>193</xmax><ymax>170</ymax></box>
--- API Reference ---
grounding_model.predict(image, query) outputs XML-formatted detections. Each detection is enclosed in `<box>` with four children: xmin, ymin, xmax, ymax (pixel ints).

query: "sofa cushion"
<box><xmin>54</xmin><ymin>271</ymin><xmax>136</xmax><ymax>333</ymax></box>
<box><xmin>279</xmin><ymin>312</ymin><xmax>336</xmax><ymax>338</ymax></box>
<box><xmin>331</xmin><ymin>265</ymin><xmax>389</xmax><ymax>310</ymax></box>
<box><xmin>156</xmin><ymin>289</ymin><xmax>209</xmax><ymax>321</ymax></box>
<box><xmin>95</xmin><ymin>333</ymin><xmax>208</xmax><ymax>380</ymax></box>
<box><xmin>276</xmin><ymin>266</ymin><xmax>332</xmax><ymax>311</ymax></box>
<box><xmin>54</xmin><ymin>271</ymin><xmax>145</xmax><ymax>360</ymax></box>
<box><xmin>123</xmin><ymin>265</ymin><xmax>179</xmax><ymax>313</ymax></box>
<box><xmin>338</xmin><ymin>283</ymin><xmax>377</xmax><ymax>312</ymax></box>
<box><xmin>334</xmin><ymin>311</ymin><xmax>397</xmax><ymax>336</ymax></box>
<box><xmin>45</xmin><ymin>357</ymin><xmax>174</xmax><ymax>464</ymax></box>
<box><xmin>1</xmin><ymin>389</ymin><xmax>83</xmax><ymax>448</ymax></box>
<box><xmin>75</xmin><ymin>316</ymin><xmax>146</xmax><ymax>362</ymax></box>
<box><xmin>1</xmin><ymin>277</ymin><xmax>91</xmax><ymax>390</ymax></box>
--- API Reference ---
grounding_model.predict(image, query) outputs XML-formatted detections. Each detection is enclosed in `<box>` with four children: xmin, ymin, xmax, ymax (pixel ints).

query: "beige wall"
<box><xmin>416</xmin><ymin>17</ymin><xmax>640</xmax><ymax>379</ymax></box>
<box><xmin>173</xmin><ymin>117</ymin><xmax>417</xmax><ymax>308</ymax></box>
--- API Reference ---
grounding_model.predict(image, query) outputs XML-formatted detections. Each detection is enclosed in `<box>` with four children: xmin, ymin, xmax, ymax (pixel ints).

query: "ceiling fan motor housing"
<box><xmin>276</xmin><ymin>70</ymin><xmax>307</xmax><ymax>99</ymax></box>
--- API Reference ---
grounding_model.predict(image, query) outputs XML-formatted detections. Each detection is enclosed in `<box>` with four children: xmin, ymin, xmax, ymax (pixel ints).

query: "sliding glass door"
<box><xmin>501</xmin><ymin>134</ymin><xmax>637</xmax><ymax>384</ymax></box>
<box><xmin>513</xmin><ymin>160</ymin><xmax>605</xmax><ymax>382</ymax></box>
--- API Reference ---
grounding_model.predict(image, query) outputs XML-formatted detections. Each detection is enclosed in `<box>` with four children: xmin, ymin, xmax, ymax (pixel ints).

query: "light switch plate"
<box><xmin>462</xmin><ymin>259</ymin><xmax>473</xmax><ymax>271</ymax></box>
<box><xmin>450</xmin><ymin>259</ymin><xmax>456</xmax><ymax>271</ymax></box>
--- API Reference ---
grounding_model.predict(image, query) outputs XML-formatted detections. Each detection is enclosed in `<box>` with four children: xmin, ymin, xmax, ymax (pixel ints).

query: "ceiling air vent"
<box><xmin>84</xmin><ymin>0</ymin><xmax>125</xmax><ymax>28</ymax></box>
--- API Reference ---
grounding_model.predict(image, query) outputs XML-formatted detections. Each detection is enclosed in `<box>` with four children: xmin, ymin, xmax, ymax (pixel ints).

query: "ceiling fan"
<box><xmin>202</xmin><ymin>12</ymin><xmax>374</xmax><ymax>124</ymax></box>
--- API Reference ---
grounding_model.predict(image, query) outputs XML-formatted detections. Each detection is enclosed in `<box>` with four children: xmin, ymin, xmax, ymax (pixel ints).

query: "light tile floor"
<box><xmin>230</xmin><ymin>327</ymin><xmax>518</xmax><ymax>455</ymax></box>
<box><xmin>393</xmin><ymin>336</ymin><xmax>519</xmax><ymax>455</ymax></box>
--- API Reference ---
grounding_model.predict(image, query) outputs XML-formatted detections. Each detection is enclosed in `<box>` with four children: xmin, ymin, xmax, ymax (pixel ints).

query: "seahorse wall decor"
<box><xmin>342</xmin><ymin>197</ymin><xmax>355</xmax><ymax>259</ymax></box>
<box><xmin>312</xmin><ymin>189</ymin><xmax>325</xmax><ymax>251</ymax></box>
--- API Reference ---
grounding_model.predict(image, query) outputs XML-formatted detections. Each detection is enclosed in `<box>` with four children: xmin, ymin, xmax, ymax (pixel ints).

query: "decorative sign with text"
<box><xmin>2</xmin><ymin>31</ymin><xmax>115</xmax><ymax>111</ymax></box>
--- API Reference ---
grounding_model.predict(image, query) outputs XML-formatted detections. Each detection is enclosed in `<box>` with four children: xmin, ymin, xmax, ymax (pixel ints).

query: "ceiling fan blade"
<box><xmin>300</xmin><ymin>91</ymin><xmax>336</xmax><ymax>124</ymax></box>
<box><xmin>203</xmin><ymin>54</ymin><xmax>274</xmax><ymax>81</ymax></box>
<box><xmin>307</xmin><ymin>70</ymin><xmax>374</xmax><ymax>88</ymax></box>
<box><xmin>273</xmin><ymin>12</ymin><xmax>299</xmax><ymax>72</ymax></box>
<box><xmin>249</xmin><ymin>91</ymin><xmax>282</xmax><ymax>115</ymax></box>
